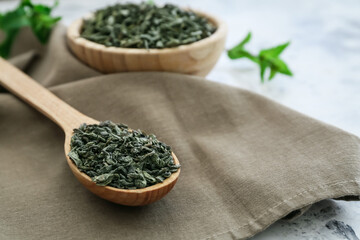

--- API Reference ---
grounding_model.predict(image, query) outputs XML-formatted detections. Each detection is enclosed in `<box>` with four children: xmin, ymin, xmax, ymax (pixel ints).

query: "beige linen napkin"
<box><xmin>1</xmin><ymin>26</ymin><xmax>359</xmax><ymax>240</ymax></box>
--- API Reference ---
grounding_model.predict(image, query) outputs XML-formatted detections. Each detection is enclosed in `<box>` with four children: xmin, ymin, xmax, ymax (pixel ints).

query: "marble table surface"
<box><xmin>1</xmin><ymin>0</ymin><xmax>359</xmax><ymax>239</ymax></box>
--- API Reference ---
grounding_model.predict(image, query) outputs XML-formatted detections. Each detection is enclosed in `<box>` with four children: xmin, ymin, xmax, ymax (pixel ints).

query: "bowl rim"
<box><xmin>67</xmin><ymin>8</ymin><xmax>227</xmax><ymax>55</ymax></box>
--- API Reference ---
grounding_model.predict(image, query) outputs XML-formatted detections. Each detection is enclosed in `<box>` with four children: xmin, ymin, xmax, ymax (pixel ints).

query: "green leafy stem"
<box><xmin>0</xmin><ymin>0</ymin><xmax>61</xmax><ymax>58</ymax></box>
<box><xmin>228</xmin><ymin>32</ymin><xmax>293</xmax><ymax>83</ymax></box>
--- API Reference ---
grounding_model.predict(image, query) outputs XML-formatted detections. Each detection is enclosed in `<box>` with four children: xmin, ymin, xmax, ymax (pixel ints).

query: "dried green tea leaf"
<box><xmin>93</xmin><ymin>173</ymin><xmax>115</xmax><ymax>186</ymax></box>
<box><xmin>80</xmin><ymin>2</ymin><xmax>216</xmax><ymax>49</ymax></box>
<box><xmin>68</xmin><ymin>121</ymin><xmax>180</xmax><ymax>189</ymax></box>
<box><xmin>68</xmin><ymin>150</ymin><xmax>82</xmax><ymax>167</ymax></box>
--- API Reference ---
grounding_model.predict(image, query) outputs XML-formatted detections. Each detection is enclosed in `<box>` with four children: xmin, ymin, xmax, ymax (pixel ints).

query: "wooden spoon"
<box><xmin>0</xmin><ymin>58</ymin><xmax>180</xmax><ymax>206</ymax></box>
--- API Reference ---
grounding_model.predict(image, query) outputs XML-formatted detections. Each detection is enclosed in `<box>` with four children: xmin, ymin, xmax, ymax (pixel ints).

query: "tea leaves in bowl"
<box><xmin>68</xmin><ymin>121</ymin><xmax>180</xmax><ymax>189</ymax></box>
<box><xmin>80</xmin><ymin>2</ymin><xmax>216</xmax><ymax>49</ymax></box>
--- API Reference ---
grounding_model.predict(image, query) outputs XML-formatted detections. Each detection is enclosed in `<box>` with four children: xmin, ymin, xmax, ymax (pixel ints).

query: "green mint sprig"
<box><xmin>228</xmin><ymin>32</ymin><xmax>293</xmax><ymax>83</ymax></box>
<box><xmin>0</xmin><ymin>0</ymin><xmax>61</xmax><ymax>58</ymax></box>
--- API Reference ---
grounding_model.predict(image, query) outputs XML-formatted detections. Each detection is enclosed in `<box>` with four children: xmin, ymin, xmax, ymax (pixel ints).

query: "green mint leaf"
<box><xmin>0</xmin><ymin>29</ymin><xmax>19</xmax><ymax>58</ymax></box>
<box><xmin>0</xmin><ymin>7</ymin><xmax>30</xmax><ymax>58</ymax></box>
<box><xmin>228</xmin><ymin>33</ymin><xmax>293</xmax><ymax>83</ymax></box>
<box><xmin>259</xmin><ymin>60</ymin><xmax>267</xmax><ymax>83</ymax></box>
<box><xmin>30</xmin><ymin>14</ymin><xmax>61</xmax><ymax>43</ymax></box>
<box><xmin>228</xmin><ymin>49</ymin><xmax>258</xmax><ymax>62</ymax></box>
<box><xmin>228</xmin><ymin>32</ymin><xmax>252</xmax><ymax>53</ymax></box>
<box><xmin>269</xmin><ymin>68</ymin><xmax>277</xmax><ymax>80</ymax></box>
<box><xmin>0</xmin><ymin>0</ymin><xmax>61</xmax><ymax>58</ymax></box>
<box><xmin>227</xmin><ymin>32</ymin><xmax>259</xmax><ymax>63</ymax></box>
<box><xmin>259</xmin><ymin>42</ymin><xmax>290</xmax><ymax>58</ymax></box>
<box><xmin>258</xmin><ymin>42</ymin><xmax>292</xmax><ymax>81</ymax></box>
<box><xmin>28</xmin><ymin>1</ymin><xmax>61</xmax><ymax>44</ymax></box>
<box><xmin>0</xmin><ymin>8</ymin><xmax>30</xmax><ymax>31</ymax></box>
<box><xmin>32</xmin><ymin>5</ymin><xmax>52</xmax><ymax>15</ymax></box>
<box><xmin>258</xmin><ymin>57</ymin><xmax>293</xmax><ymax>82</ymax></box>
<box><xmin>269</xmin><ymin>58</ymin><xmax>293</xmax><ymax>76</ymax></box>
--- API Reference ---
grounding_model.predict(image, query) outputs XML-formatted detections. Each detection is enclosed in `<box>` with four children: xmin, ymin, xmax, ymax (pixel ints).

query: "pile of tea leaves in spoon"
<box><xmin>80</xmin><ymin>2</ymin><xmax>216</xmax><ymax>49</ymax></box>
<box><xmin>68</xmin><ymin>121</ymin><xmax>180</xmax><ymax>189</ymax></box>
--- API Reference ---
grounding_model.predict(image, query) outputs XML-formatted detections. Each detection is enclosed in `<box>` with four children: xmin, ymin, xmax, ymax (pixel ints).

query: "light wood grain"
<box><xmin>67</xmin><ymin>10</ymin><xmax>227</xmax><ymax>76</ymax></box>
<box><xmin>0</xmin><ymin>58</ymin><xmax>180</xmax><ymax>206</ymax></box>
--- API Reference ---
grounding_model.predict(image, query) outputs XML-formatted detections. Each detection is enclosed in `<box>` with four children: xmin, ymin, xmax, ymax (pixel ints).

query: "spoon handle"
<box><xmin>0</xmin><ymin>57</ymin><xmax>91</xmax><ymax>132</ymax></box>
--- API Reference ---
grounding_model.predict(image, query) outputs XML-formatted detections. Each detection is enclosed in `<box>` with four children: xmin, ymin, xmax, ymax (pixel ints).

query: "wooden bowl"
<box><xmin>66</xmin><ymin>10</ymin><xmax>227</xmax><ymax>76</ymax></box>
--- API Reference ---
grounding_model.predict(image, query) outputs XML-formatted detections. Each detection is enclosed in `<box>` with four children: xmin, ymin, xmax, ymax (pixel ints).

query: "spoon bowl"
<box><xmin>64</xmin><ymin>129</ymin><xmax>181</xmax><ymax>206</ymax></box>
<box><xmin>0</xmin><ymin>58</ymin><xmax>180</xmax><ymax>206</ymax></box>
